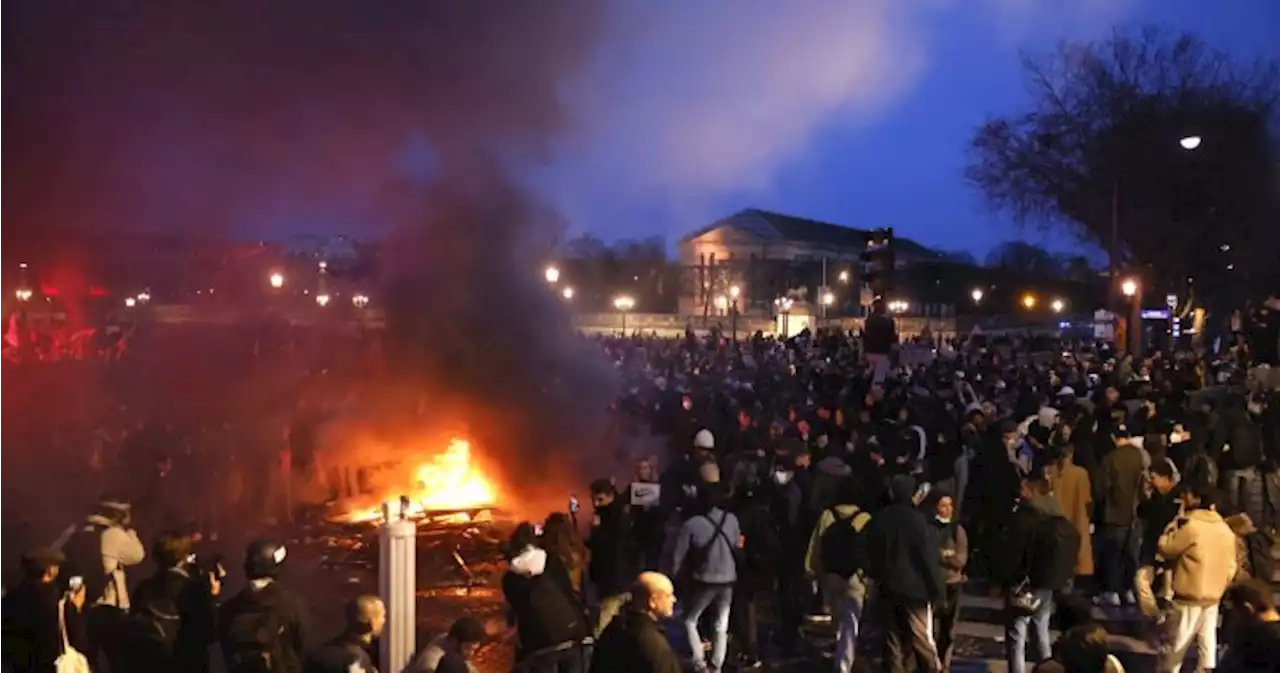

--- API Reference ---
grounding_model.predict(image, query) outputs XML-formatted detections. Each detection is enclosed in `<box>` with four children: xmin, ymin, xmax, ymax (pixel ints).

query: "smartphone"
<box><xmin>533</xmin><ymin>524</ymin><xmax>545</xmax><ymax>536</ymax></box>
<box><xmin>187</xmin><ymin>553</ymin><xmax>198</xmax><ymax>566</ymax></box>
<box><xmin>68</xmin><ymin>576</ymin><xmax>83</xmax><ymax>591</ymax></box>
<box><xmin>568</xmin><ymin>496</ymin><xmax>580</xmax><ymax>514</ymax></box>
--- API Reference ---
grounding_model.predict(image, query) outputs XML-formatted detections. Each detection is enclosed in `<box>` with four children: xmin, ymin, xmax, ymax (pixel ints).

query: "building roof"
<box><xmin>682</xmin><ymin>208</ymin><xmax>942</xmax><ymax>259</ymax></box>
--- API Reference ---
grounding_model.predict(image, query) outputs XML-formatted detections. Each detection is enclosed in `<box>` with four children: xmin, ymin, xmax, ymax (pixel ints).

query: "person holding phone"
<box><xmin>1</xmin><ymin>547</ymin><xmax>89</xmax><ymax>672</ymax></box>
<box><xmin>126</xmin><ymin>531</ymin><xmax>222</xmax><ymax>672</ymax></box>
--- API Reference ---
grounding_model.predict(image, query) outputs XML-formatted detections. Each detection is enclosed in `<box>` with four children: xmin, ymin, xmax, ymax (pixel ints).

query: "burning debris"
<box><xmin>334</xmin><ymin>438</ymin><xmax>501</xmax><ymax>525</ymax></box>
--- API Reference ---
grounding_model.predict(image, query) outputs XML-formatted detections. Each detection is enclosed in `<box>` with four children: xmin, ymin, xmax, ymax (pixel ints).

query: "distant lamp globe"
<box><xmin>1179</xmin><ymin>135</ymin><xmax>1202</xmax><ymax>151</ymax></box>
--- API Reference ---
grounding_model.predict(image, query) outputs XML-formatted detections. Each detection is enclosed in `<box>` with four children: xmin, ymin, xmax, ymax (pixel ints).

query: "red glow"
<box><xmin>41</xmin><ymin>286</ymin><xmax>60</xmax><ymax>297</ymax></box>
<box><xmin>89</xmin><ymin>286</ymin><xmax>109</xmax><ymax>297</ymax></box>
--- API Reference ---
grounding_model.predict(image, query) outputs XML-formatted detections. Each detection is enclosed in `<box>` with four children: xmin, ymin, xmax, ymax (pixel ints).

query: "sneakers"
<box><xmin>1123</xmin><ymin>590</ymin><xmax>1137</xmax><ymax>606</ymax></box>
<box><xmin>1095</xmin><ymin>592</ymin><xmax>1121</xmax><ymax>607</ymax></box>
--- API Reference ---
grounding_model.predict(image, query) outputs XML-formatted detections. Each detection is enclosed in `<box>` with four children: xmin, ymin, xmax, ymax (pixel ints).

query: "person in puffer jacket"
<box><xmin>501</xmin><ymin>524</ymin><xmax>589</xmax><ymax>673</ymax></box>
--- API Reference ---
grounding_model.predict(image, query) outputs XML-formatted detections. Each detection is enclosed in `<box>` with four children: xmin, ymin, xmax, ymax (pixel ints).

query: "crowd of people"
<box><xmin>4</xmin><ymin>297</ymin><xmax>1280</xmax><ymax>673</ymax></box>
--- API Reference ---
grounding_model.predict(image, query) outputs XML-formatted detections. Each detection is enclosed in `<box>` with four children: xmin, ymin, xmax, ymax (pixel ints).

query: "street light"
<box><xmin>316</xmin><ymin>293</ymin><xmax>331</xmax><ymax>307</ymax></box>
<box><xmin>544</xmin><ymin>266</ymin><xmax>560</xmax><ymax>284</ymax></box>
<box><xmin>821</xmin><ymin>292</ymin><xmax>835</xmax><ymax>307</ymax></box>
<box><xmin>352</xmin><ymin>294</ymin><xmax>370</xmax><ymax>308</ymax></box>
<box><xmin>269</xmin><ymin>272</ymin><xmax>285</xmax><ymax>289</ymax></box>
<box><xmin>14</xmin><ymin>289</ymin><xmax>32</xmax><ymax>302</ymax></box>
<box><xmin>1021</xmin><ymin>294</ymin><xmax>1037</xmax><ymax>309</ymax></box>
<box><xmin>970</xmin><ymin>288</ymin><xmax>984</xmax><ymax>303</ymax></box>
<box><xmin>728</xmin><ymin>285</ymin><xmax>741</xmax><ymax>342</ymax></box>
<box><xmin>561</xmin><ymin>286</ymin><xmax>574</xmax><ymax>300</ymax></box>
<box><xmin>1051</xmin><ymin>298</ymin><xmax>1065</xmax><ymax>313</ymax></box>
<box><xmin>837</xmin><ymin>270</ymin><xmax>850</xmax><ymax>283</ymax></box>
<box><xmin>1121</xmin><ymin>279</ymin><xmax>1138</xmax><ymax>298</ymax></box>
<box><xmin>1179</xmin><ymin>135</ymin><xmax>1202</xmax><ymax>151</ymax></box>
<box><xmin>887</xmin><ymin>300</ymin><xmax>908</xmax><ymax>314</ymax></box>
<box><xmin>729</xmin><ymin>285</ymin><xmax>741</xmax><ymax>300</ymax></box>
<box><xmin>613</xmin><ymin>295</ymin><xmax>635</xmax><ymax>334</ymax></box>
<box><xmin>124</xmin><ymin>297</ymin><xmax>137</xmax><ymax>308</ymax></box>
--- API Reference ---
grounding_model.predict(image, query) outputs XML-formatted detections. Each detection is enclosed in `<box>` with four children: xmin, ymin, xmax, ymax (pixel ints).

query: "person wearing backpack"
<box><xmin>124</xmin><ymin>531</ymin><xmax>221</xmax><ymax>672</ymax></box>
<box><xmin>671</xmin><ymin>486</ymin><xmax>740</xmax><ymax>673</ymax></box>
<box><xmin>303</xmin><ymin>595</ymin><xmax>384</xmax><ymax>673</ymax></box>
<box><xmin>1000</xmin><ymin>473</ymin><xmax>1080</xmax><ymax>673</ymax></box>
<box><xmin>803</xmin><ymin>478</ymin><xmax>870</xmax><ymax>673</ymax></box>
<box><xmin>219</xmin><ymin>539</ymin><xmax>307</xmax><ymax>673</ymax></box>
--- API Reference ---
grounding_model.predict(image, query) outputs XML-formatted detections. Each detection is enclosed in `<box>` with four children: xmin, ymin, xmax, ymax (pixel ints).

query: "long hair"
<box><xmin>542</xmin><ymin>512</ymin><xmax>585</xmax><ymax>593</ymax></box>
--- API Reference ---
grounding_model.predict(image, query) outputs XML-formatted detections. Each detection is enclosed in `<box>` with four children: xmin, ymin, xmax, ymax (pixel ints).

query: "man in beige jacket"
<box><xmin>1155</xmin><ymin>485</ymin><xmax>1238</xmax><ymax>673</ymax></box>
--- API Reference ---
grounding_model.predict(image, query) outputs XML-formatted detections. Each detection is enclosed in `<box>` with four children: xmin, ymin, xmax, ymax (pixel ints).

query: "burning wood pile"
<box><xmin>289</xmin><ymin>438</ymin><xmax>516</xmax><ymax>591</ymax></box>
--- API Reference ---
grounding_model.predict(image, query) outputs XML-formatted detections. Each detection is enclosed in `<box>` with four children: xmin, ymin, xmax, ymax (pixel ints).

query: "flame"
<box><xmin>340</xmin><ymin>438</ymin><xmax>499</xmax><ymax>523</ymax></box>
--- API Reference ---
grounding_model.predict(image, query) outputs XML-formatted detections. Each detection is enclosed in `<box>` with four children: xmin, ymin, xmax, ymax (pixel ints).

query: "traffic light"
<box><xmin>860</xmin><ymin>227</ymin><xmax>895</xmax><ymax>299</ymax></box>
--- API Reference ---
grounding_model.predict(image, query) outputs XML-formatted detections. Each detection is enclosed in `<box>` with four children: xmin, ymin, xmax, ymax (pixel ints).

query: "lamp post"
<box><xmin>774</xmin><ymin>297</ymin><xmax>793</xmax><ymax>337</ymax></box>
<box><xmin>728</xmin><ymin>285</ymin><xmax>741</xmax><ymax>343</ymax></box>
<box><xmin>970</xmin><ymin>288</ymin><xmax>983</xmax><ymax>304</ymax></box>
<box><xmin>269</xmin><ymin>271</ymin><xmax>285</xmax><ymax>289</ymax></box>
<box><xmin>1021</xmin><ymin>294</ymin><xmax>1037</xmax><ymax>310</ymax></box>
<box><xmin>561</xmin><ymin>286</ymin><xmax>575</xmax><ymax>301</ymax></box>
<box><xmin>380</xmin><ymin>496</ymin><xmax>416</xmax><ymax>673</ymax></box>
<box><xmin>544</xmin><ymin>266</ymin><xmax>560</xmax><ymax>284</ymax></box>
<box><xmin>1051</xmin><ymin>298</ymin><xmax>1065</xmax><ymax>314</ymax></box>
<box><xmin>613</xmin><ymin>295</ymin><xmax>635</xmax><ymax>334</ymax></box>
<box><xmin>1122</xmin><ymin>277</ymin><xmax>1142</xmax><ymax>358</ymax></box>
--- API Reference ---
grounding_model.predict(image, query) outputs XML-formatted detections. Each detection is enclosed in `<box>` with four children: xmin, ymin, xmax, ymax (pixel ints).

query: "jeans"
<box><xmin>1005</xmin><ymin>589</ymin><xmax>1054</xmax><ymax>673</ymax></box>
<box><xmin>934</xmin><ymin>583</ymin><xmax>962</xmax><ymax>668</ymax></box>
<box><xmin>683</xmin><ymin>583</ymin><xmax>733</xmax><ymax>671</ymax></box>
<box><xmin>1223</xmin><ymin>467</ymin><xmax>1260</xmax><ymax>518</ymax></box>
<box><xmin>820</xmin><ymin>574</ymin><xmax>864</xmax><ymax>673</ymax></box>
<box><xmin>1098</xmin><ymin>523</ymin><xmax>1140</xmax><ymax>595</ymax></box>
<box><xmin>866</xmin><ymin>353</ymin><xmax>891</xmax><ymax>384</ymax></box>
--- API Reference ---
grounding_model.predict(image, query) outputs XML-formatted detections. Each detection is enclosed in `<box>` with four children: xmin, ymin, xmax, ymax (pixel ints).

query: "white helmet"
<box><xmin>693</xmin><ymin>429</ymin><xmax>715</xmax><ymax>450</ymax></box>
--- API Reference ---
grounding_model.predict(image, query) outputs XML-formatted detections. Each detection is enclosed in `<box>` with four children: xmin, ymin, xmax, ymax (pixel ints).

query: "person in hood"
<box><xmin>1156</xmin><ymin>484</ymin><xmax>1238</xmax><ymax>673</ymax></box>
<box><xmin>303</xmin><ymin>595</ymin><xmax>384</xmax><ymax>673</ymax></box>
<box><xmin>57</xmin><ymin>496</ymin><xmax>145</xmax><ymax>672</ymax></box>
<box><xmin>501</xmin><ymin>524</ymin><xmax>590</xmax><ymax>673</ymax></box>
<box><xmin>586</xmin><ymin>480</ymin><xmax>638</xmax><ymax>637</ymax></box>
<box><xmin>804</xmin><ymin>478</ymin><xmax>871</xmax><ymax>673</ymax></box>
<box><xmin>864</xmin><ymin>474</ymin><xmax>943</xmax><ymax>673</ymax></box>
<box><xmin>672</xmin><ymin>486</ymin><xmax>739</xmax><ymax>673</ymax></box>
<box><xmin>589</xmin><ymin>572</ymin><xmax>681</xmax><ymax>673</ymax></box>
<box><xmin>807</xmin><ymin>449</ymin><xmax>853</xmax><ymax>517</ymax></box>
<box><xmin>218</xmin><ymin>539</ymin><xmax>307</xmax><ymax>673</ymax></box>
<box><xmin>404</xmin><ymin>617</ymin><xmax>486</xmax><ymax>673</ymax></box>
<box><xmin>1134</xmin><ymin>458</ymin><xmax>1181</xmax><ymax>618</ymax></box>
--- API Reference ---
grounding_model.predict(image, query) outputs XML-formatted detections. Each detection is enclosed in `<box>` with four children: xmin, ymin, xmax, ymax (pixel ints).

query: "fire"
<box><xmin>414</xmin><ymin>438</ymin><xmax>497</xmax><ymax>510</ymax></box>
<box><xmin>340</xmin><ymin>438</ymin><xmax>499</xmax><ymax>523</ymax></box>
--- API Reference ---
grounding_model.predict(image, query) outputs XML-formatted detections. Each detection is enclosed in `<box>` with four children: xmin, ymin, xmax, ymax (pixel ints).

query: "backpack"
<box><xmin>59</xmin><ymin>525</ymin><xmax>111</xmax><ymax>605</ymax></box>
<box><xmin>819</xmin><ymin>508</ymin><xmax>871</xmax><ymax>579</ymax></box>
<box><xmin>677</xmin><ymin>513</ymin><xmax>733</xmax><ymax>587</ymax></box>
<box><xmin>222</xmin><ymin>604</ymin><xmax>286</xmax><ymax>673</ymax></box>
<box><xmin>1030</xmin><ymin>514</ymin><xmax>1080</xmax><ymax>591</ymax></box>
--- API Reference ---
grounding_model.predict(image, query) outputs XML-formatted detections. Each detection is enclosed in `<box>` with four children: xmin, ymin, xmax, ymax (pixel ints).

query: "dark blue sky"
<box><xmin>534</xmin><ymin>0</ymin><xmax>1280</xmax><ymax>260</ymax></box>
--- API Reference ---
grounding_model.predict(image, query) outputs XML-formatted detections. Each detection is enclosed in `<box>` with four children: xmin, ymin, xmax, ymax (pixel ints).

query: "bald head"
<box><xmin>631</xmin><ymin>572</ymin><xmax>676</xmax><ymax>620</ymax></box>
<box><xmin>345</xmin><ymin>595</ymin><xmax>387</xmax><ymax>641</ymax></box>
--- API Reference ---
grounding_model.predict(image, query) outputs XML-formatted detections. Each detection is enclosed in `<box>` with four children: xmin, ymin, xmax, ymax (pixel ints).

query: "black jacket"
<box><xmin>1210</xmin><ymin>405</ymin><xmax>1263</xmax><ymax>471</ymax></box>
<box><xmin>218</xmin><ymin>580</ymin><xmax>308</xmax><ymax>673</ymax></box>
<box><xmin>863</xmin><ymin>314</ymin><xmax>897</xmax><ymax>356</ymax></box>
<box><xmin>864</xmin><ymin>503</ymin><xmax>943</xmax><ymax>603</ymax></box>
<box><xmin>587</xmin><ymin>499</ymin><xmax>637</xmax><ymax>597</ymax></box>
<box><xmin>303</xmin><ymin>631</ymin><xmax>376</xmax><ymax>673</ymax></box>
<box><xmin>999</xmin><ymin>496</ymin><xmax>1072</xmax><ymax>592</ymax></box>
<box><xmin>1137</xmin><ymin>489</ymin><xmax>1182</xmax><ymax>565</ymax></box>
<box><xmin>125</xmin><ymin>566</ymin><xmax>219</xmax><ymax>673</ymax></box>
<box><xmin>1</xmin><ymin>580</ymin><xmax>87</xmax><ymax>673</ymax></box>
<box><xmin>589</xmin><ymin>608</ymin><xmax>682</xmax><ymax>673</ymax></box>
<box><xmin>502</xmin><ymin>546</ymin><xmax>589</xmax><ymax>660</ymax></box>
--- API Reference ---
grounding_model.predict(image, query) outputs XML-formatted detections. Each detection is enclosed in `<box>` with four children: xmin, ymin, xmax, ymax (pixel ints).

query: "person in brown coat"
<box><xmin>1047</xmin><ymin>443</ymin><xmax>1094</xmax><ymax>580</ymax></box>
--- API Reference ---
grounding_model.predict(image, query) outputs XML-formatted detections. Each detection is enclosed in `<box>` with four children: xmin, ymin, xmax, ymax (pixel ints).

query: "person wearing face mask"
<box><xmin>930</xmin><ymin>492</ymin><xmax>968</xmax><ymax>670</ymax></box>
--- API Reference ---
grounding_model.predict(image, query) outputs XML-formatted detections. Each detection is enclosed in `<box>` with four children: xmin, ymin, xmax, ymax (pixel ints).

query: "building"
<box><xmin>677</xmin><ymin>208</ymin><xmax>946</xmax><ymax>316</ymax></box>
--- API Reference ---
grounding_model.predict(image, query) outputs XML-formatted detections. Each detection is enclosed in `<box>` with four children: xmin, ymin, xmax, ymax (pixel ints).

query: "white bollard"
<box><xmin>379</xmin><ymin>496</ymin><xmax>417</xmax><ymax>673</ymax></box>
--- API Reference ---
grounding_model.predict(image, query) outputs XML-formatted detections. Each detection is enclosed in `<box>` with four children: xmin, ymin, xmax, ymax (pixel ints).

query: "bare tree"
<box><xmin>966</xmin><ymin>27</ymin><xmax>1280</xmax><ymax>303</ymax></box>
